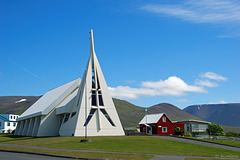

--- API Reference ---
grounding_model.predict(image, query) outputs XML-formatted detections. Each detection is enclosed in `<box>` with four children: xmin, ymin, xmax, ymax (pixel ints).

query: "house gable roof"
<box><xmin>0</xmin><ymin>115</ymin><xmax>8</xmax><ymax>121</ymax></box>
<box><xmin>139</xmin><ymin>113</ymin><xmax>165</xmax><ymax>124</ymax></box>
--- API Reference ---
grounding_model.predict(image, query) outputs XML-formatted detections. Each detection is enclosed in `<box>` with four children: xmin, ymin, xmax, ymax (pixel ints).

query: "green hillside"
<box><xmin>113</xmin><ymin>98</ymin><xmax>145</xmax><ymax>128</ymax></box>
<box><xmin>0</xmin><ymin>96</ymin><xmax>201</xmax><ymax>128</ymax></box>
<box><xmin>0</xmin><ymin>96</ymin><xmax>40</xmax><ymax>115</ymax></box>
<box><xmin>113</xmin><ymin>100</ymin><xmax>202</xmax><ymax>128</ymax></box>
<box><xmin>147</xmin><ymin>103</ymin><xmax>201</xmax><ymax>121</ymax></box>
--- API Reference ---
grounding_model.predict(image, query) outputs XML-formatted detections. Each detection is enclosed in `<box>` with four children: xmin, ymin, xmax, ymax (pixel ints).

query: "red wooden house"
<box><xmin>139</xmin><ymin>113</ymin><xmax>184</xmax><ymax>135</ymax></box>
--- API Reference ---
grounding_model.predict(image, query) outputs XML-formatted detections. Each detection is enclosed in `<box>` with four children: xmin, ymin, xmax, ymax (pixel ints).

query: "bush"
<box><xmin>184</xmin><ymin>131</ymin><xmax>192</xmax><ymax>137</ymax></box>
<box><xmin>173</xmin><ymin>127</ymin><xmax>184</xmax><ymax>136</ymax></box>
<box><xmin>225</xmin><ymin>132</ymin><xmax>240</xmax><ymax>137</ymax></box>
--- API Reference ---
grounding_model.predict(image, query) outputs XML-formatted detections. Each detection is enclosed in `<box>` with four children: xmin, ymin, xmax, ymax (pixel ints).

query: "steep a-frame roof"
<box><xmin>18</xmin><ymin>78</ymin><xmax>80</xmax><ymax>121</ymax></box>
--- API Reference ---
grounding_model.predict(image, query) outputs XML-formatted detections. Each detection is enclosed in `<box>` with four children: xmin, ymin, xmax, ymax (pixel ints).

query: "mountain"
<box><xmin>147</xmin><ymin>103</ymin><xmax>201</xmax><ymax>121</ymax></box>
<box><xmin>113</xmin><ymin>98</ymin><xmax>145</xmax><ymax>128</ymax></box>
<box><xmin>184</xmin><ymin>103</ymin><xmax>240</xmax><ymax>127</ymax></box>
<box><xmin>0</xmin><ymin>96</ymin><xmax>41</xmax><ymax>115</ymax></box>
<box><xmin>0</xmin><ymin>96</ymin><xmax>200</xmax><ymax>128</ymax></box>
<box><xmin>108</xmin><ymin>100</ymin><xmax>202</xmax><ymax>128</ymax></box>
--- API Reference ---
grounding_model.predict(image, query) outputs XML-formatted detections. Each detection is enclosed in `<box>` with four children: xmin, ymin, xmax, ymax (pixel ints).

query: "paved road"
<box><xmin>154</xmin><ymin>136</ymin><xmax>240</xmax><ymax>152</ymax></box>
<box><xmin>0</xmin><ymin>151</ymin><xmax>79</xmax><ymax>160</ymax></box>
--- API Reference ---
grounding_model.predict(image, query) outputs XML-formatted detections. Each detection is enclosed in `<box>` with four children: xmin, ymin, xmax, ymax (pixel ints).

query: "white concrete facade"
<box><xmin>0</xmin><ymin>114</ymin><xmax>19</xmax><ymax>133</ymax></box>
<box><xmin>14</xmin><ymin>30</ymin><xmax>125</xmax><ymax>137</ymax></box>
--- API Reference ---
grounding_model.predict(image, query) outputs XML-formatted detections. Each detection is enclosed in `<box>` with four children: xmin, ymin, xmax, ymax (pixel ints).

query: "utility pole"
<box><xmin>145</xmin><ymin>108</ymin><xmax>147</xmax><ymax>134</ymax></box>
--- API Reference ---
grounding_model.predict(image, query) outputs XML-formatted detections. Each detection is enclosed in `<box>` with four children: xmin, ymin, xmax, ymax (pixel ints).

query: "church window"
<box><xmin>98</xmin><ymin>91</ymin><xmax>104</xmax><ymax>106</ymax></box>
<box><xmin>92</xmin><ymin>69</ymin><xmax>96</xmax><ymax>89</ymax></box>
<box><xmin>92</xmin><ymin>91</ymin><xmax>97</xmax><ymax>106</ymax></box>
<box><xmin>84</xmin><ymin>109</ymin><xmax>96</xmax><ymax>126</ymax></box>
<box><xmin>63</xmin><ymin>113</ymin><xmax>70</xmax><ymax>123</ymax></box>
<box><xmin>100</xmin><ymin>109</ymin><xmax>115</xmax><ymax>126</ymax></box>
<box><xmin>71</xmin><ymin>112</ymin><xmax>76</xmax><ymax>118</ymax></box>
<box><xmin>96</xmin><ymin>72</ymin><xmax>100</xmax><ymax>89</ymax></box>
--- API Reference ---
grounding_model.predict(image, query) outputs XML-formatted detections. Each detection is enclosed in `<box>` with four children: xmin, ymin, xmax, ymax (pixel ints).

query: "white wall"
<box><xmin>0</xmin><ymin>114</ymin><xmax>19</xmax><ymax>133</ymax></box>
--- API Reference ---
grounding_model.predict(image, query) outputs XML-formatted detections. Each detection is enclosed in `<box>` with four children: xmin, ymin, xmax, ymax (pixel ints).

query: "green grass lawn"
<box><xmin>1</xmin><ymin>134</ymin><xmax>240</xmax><ymax>159</ymax></box>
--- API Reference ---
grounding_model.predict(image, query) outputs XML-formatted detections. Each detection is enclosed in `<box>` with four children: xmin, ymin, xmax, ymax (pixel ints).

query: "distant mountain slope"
<box><xmin>114</xmin><ymin>100</ymin><xmax>201</xmax><ymax>127</ymax></box>
<box><xmin>0</xmin><ymin>96</ymin><xmax>201</xmax><ymax>128</ymax></box>
<box><xmin>184</xmin><ymin>103</ymin><xmax>240</xmax><ymax>127</ymax></box>
<box><xmin>0</xmin><ymin>96</ymin><xmax>41</xmax><ymax>115</ymax></box>
<box><xmin>148</xmin><ymin>103</ymin><xmax>202</xmax><ymax>121</ymax></box>
<box><xmin>113</xmin><ymin>98</ymin><xmax>145</xmax><ymax>128</ymax></box>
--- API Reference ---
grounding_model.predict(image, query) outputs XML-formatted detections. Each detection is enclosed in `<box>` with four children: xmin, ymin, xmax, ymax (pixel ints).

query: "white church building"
<box><xmin>14</xmin><ymin>30</ymin><xmax>125</xmax><ymax>137</ymax></box>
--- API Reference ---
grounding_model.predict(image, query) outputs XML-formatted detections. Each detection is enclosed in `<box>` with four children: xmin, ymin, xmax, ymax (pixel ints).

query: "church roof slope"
<box><xmin>18</xmin><ymin>78</ymin><xmax>80</xmax><ymax>121</ymax></box>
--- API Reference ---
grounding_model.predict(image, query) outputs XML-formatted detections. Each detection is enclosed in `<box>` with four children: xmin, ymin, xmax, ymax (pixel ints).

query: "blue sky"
<box><xmin>0</xmin><ymin>0</ymin><xmax>239</xmax><ymax>109</ymax></box>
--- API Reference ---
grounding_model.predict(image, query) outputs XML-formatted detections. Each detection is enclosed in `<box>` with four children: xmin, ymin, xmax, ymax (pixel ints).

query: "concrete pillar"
<box><xmin>26</xmin><ymin>118</ymin><xmax>34</xmax><ymax>136</ymax></box>
<box><xmin>14</xmin><ymin>121</ymin><xmax>21</xmax><ymax>135</ymax></box>
<box><xmin>32</xmin><ymin>116</ymin><xmax>41</xmax><ymax>137</ymax></box>
<box><xmin>18</xmin><ymin>120</ymin><xmax>25</xmax><ymax>136</ymax></box>
<box><xmin>22</xmin><ymin>119</ymin><xmax>30</xmax><ymax>136</ymax></box>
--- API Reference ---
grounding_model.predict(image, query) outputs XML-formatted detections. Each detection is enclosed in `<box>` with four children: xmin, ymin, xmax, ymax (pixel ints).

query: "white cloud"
<box><xmin>108</xmin><ymin>86</ymin><xmax>158</xmax><ymax>100</ymax></box>
<box><xmin>195</xmin><ymin>79</ymin><xmax>219</xmax><ymax>87</ymax></box>
<box><xmin>140</xmin><ymin>0</ymin><xmax>240</xmax><ymax>24</ymax></box>
<box><xmin>209</xmin><ymin>100</ymin><xmax>227</xmax><ymax>104</ymax></box>
<box><xmin>141</xmin><ymin>76</ymin><xmax>205</xmax><ymax>93</ymax></box>
<box><xmin>109</xmin><ymin>76</ymin><xmax>206</xmax><ymax>100</ymax></box>
<box><xmin>200</xmin><ymin>72</ymin><xmax>227</xmax><ymax>81</ymax></box>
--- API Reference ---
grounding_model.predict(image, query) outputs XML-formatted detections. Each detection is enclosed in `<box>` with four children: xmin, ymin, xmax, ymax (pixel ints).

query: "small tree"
<box><xmin>207</xmin><ymin>123</ymin><xmax>224</xmax><ymax>136</ymax></box>
<box><xmin>173</xmin><ymin>127</ymin><xmax>184</xmax><ymax>136</ymax></box>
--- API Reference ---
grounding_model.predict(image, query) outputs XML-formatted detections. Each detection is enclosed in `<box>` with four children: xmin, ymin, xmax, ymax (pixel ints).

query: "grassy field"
<box><xmin>0</xmin><ymin>134</ymin><xmax>240</xmax><ymax>160</ymax></box>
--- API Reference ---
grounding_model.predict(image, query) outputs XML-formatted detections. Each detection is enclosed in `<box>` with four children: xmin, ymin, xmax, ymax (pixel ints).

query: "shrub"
<box><xmin>173</xmin><ymin>127</ymin><xmax>184</xmax><ymax>136</ymax></box>
<box><xmin>184</xmin><ymin>131</ymin><xmax>192</xmax><ymax>137</ymax></box>
<box><xmin>225</xmin><ymin>132</ymin><xmax>240</xmax><ymax>137</ymax></box>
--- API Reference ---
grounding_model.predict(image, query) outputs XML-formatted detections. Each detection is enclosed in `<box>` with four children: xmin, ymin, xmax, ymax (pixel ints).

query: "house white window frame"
<box><xmin>162</xmin><ymin>127</ymin><xmax>167</xmax><ymax>133</ymax></box>
<box><xmin>162</xmin><ymin>117</ymin><xmax>166</xmax><ymax>122</ymax></box>
<box><xmin>7</xmin><ymin>122</ymin><xmax>10</xmax><ymax>126</ymax></box>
